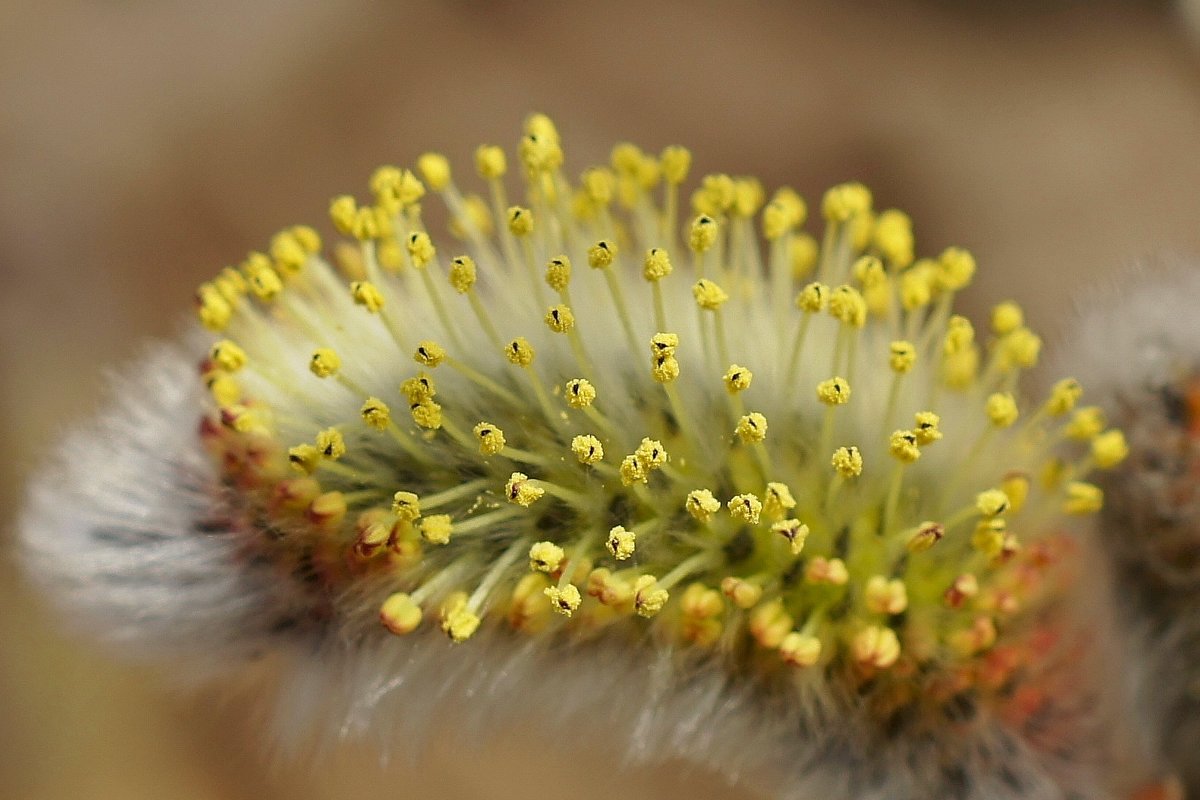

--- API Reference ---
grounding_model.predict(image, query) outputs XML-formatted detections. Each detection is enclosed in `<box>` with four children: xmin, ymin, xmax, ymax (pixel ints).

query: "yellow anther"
<box><xmin>660</xmin><ymin>145</ymin><xmax>692</xmax><ymax>184</ymax></box>
<box><xmin>315</xmin><ymin>428</ymin><xmax>345</xmax><ymax>460</ymax></box>
<box><xmin>448</xmin><ymin>256</ymin><xmax>477</xmax><ymax>293</ymax></box>
<box><xmin>831</xmin><ymin>446</ymin><xmax>864</xmax><ymax>478</ymax></box>
<box><xmin>416</xmin><ymin>152</ymin><xmax>451</xmax><ymax>191</ymax></box>
<box><xmin>350</xmin><ymin>207</ymin><xmax>381</xmax><ymax>241</ymax></box>
<box><xmin>475</xmin><ymin>144</ymin><xmax>507</xmax><ymax>179</ymax></box>
<box><xmin>210</xmin><ymin>272</ymin><xmax>244</xmax><ymax>307</ymax></box>
<box><xmin>691</xmin><ymin>278</ymin><xmax>724</xmax><ymax>309</ymax></box>
<box><xmin>287</xmin><ymin>444</ymin><xmax>321</xmax><ymax>475</ymax></box>
<box><xmin>816</xmin><ymin>377</ymin><xmax>851</xmax><ymax>406</ymax></box>
<box><xmin>413</xmin><ymin>340</ymin><xmax>447</xmax><ymax>368</ymax></box>
<box><xmin>985</xmin><ymin>392</ymin><xmax>1020</xmax><ymax>428</ymax></box>
<box><xmin>728</xmin><ymin>493</ymin><xmax>763</xmax><ymax>525</ymax></box>
<box><xmin>991</xmin><ymin>301</ymin><xmax>1024</xmax><ymax>335</ymax></box>
<box><xmin>943</xmin><ymin>316</ymin><xmax>975</xmax><ymax>355</ymax></box>
<box><xmin>571</xmin><ymin>434</ymin><xmax>604</xmax><ymax>465</ymax></box>
<box><xmin>309</xmin><ymin>348</ymin><xmax>341</xmax><ymax>378</ymax></box>
<box><xmin>642</xmin><ymin>248</ymin><xmax>673</xmax><ymax>282</ymax></box>
<box><xmin>720</xmin><ymin>577</ymin><xmax>763</xmax><ymax>609</ymax></box>
<box><xmin>873</xmin><ymin>209</ymin><xmax>914</xmax><ymax>268</ymax></box>
<box><xmin>911</xmin><ymin>411</ymin><xmax>942</xmax><ymax>446</ymax></box>
<box><xmin>400</xmin><ymin>373</ymin><xmax>437</xmax><ymax>404</ymax></box>
<box><xmin>420</xmin><ymin>514</ymin><xmax>453</xmax><ymax>545</ymax></box>
<box><xmin>587</xmin><ymin>240</ymin><xmax>617</xmax><ymax>270</ymax></box>
<box><xmin>206</xmin><ymin>374</ymin><xmax>240</xmax><ymax>407</ymax></box>
<box><xmin>1000</xmin><ymin>473</ymin><xmax>1030</xmax><ymax>513</ymax></box>
<box><xmin>779</xmin><ymin>632</ymin><xmax>822</xmax><ymax>668</ymax></box>
<box><xmin>544</xmin><ymin>304</ymin><xmax>575</xmax><ymax>334</ymax></box>
<box><xmin>329</xmin><ymin>195</ymin><xmax>358</xmax><ymax>235</ymax></box>
<box><xmin>360</xmin><ymin>397</ymin><xmax>392</xmax><ymax>430</ymax></box>
<box><xmin>350</xmin><ymin>281</ymin><xmax>385</xmax><ymax>313</ymax></box>
<box><xmin>790</xmin><ymin>234</ymin><xmax>819</xmax><ymax>279</ymax></box>
<box><xmin>723</xmin><ymin>365</ymin><xmax>753</xmax><ymax>394</ymax></box>
<box><xmin>692</xmin><ymin>173</ymin><xmax>736</xmax><ymax>215</ymax></box>
<box><xmin>731</xmin><ymin>178</ymin><xmax>765</xmax><ymax>218</ymax></box>
<box><xmin>442</xmin><ymin>606</ymin><xmax>481</xmax><ymax>643</ymax></box>
<box><xmin>899</xmin><ymin>267</ymin><xmax>932</xmax><ymax>310</ymax></box>
<box><xmin>529</xmin><ymin>541</ymin><xmax>565</xmax><ymax>573</ymax></box>
<box><xmin>449</xmin><ymin>194</ymin><xmax>493</xmax><ymax>240</ymax></box>
<box><xmin>524</xmin><ymin>113</ymin><xmax>560</xmax><ymax>144</ymax></box>
<box><xmin>889</xmin><ymin>430</ymin><xmax>921</xmax><ymax>463</ymax></box>
<box><xmin>307</xmin><ymin>491</ymin><xmax>347</xmax><ymax>529</ymax></box>
<box><xmin>519</xmin><ymin>131</ymin><xmax>563</xmax><ymax>174</ymax></box>
<box><xmin>796</xmin><ymin>282</ymin><xmax>829</xmax><ymax>313</ymax></box>
<box><xmin>865</xmin><ymin>576</ymin><xmax>908</xmax><ymax>615</ymax></box>
<box><xmin>545</xmin><ymin>584</ymin><xmax>582</xmax><ymax>617</ymax></box>
<box><xmin>578</xmin><ymin>166</ymin><xmax>614</xmax><ymax>206</ymax></box>
<box><xmin>976</xmin><ymin>488</ymin><xmax>1011</xmax><ymax>517</ymax></box>
<box><xmin>735</xmin><ymin>412</ymin><xmax>768</xmax><ymax>444</ymax></box>
<box><xmin>685</xmin><ymin>489</ymin><xmax>722</xmax><ymax>523</ymax></box>
<box><xmin>821</xmin><ymin>182</ymin><xmax>872</xmax><ymax>222</ymax></box>
<box><xmin>906</xmin><ymin>522</ymin><xmax>945</xmax><ymax>553</ymax></box>
<box><xmin>971</xmin><ymin>517</ymin><xmax>1007</xmax><ymax>557</ymax></box>
<box><xmin>380</xmin><ymin>592</ymin><xmax>423</xmax><ymax>636</ymax></box>
<box><xmin>506</xmin><ymin>206</ymin><xmax>533</xmax><ymax>237</ymax></box>
<box><xmin>772</xmin><ymin>519</ymin><xmax>810</xmax><ymax>556</ymax></box>
<box><xmin>1066</xmin><ymin>406</ymin><xmax>1106</xmax><ymax>440</ymax></box>
<box><xmin>649</xmin><ymin>332</ymin><xmax>680</xmax><ymax>355</ymax></box>
<box><xmin>606</xmin><ymin>526</ymin><xmax>636</xmax><ymax>560</ymax></box>
<box><xmin>853</xmin><ymin>625</ymin><xmax>901</xmax><ymax>669</ymax></box>
<box><xmin>635</xmin><ymin>438</ymin><xmax>667</xmax><ymax>470</ymax></box>
<box><xmin>291</xmin><ymin>225</ymin><xmax>321</xmax><ymax>254</ymax></box>
<box><xmin>937</xmin><ymin>246</ymin><xmax>976</xmax><ymax>291</ymax></box>
<box><xmin>828</xmin><ymin>285</ymin><xmax>867</xmax><ymax>327</ymax></box>
<box><xmin>545</xmin><ymin>256</ymin><xmax>572</xmax><ymax>291</ymax></box>
<box><xmin>651</xmin><ymin>354</ymin><xmax>680</xmax><ymax>383</ymax></box>
<box><xmin>506</xmin><ymin>472</ymin><xmax>544</xmax><ymax>506</ymax></box>
<box><xmin>210</xmin><ymin>340</ymin><xmax>247</xmax><ymax>373</ymax></box>
<box><xmin>391</xmin><ymin>491</ymin><xmax>421</xmax><ymax>521</ymax></box>
<box><xmin>633</xmin><ymin>576</ymin><xmax>669</xmax><ymax>618</ymax></box>
<box><xmin>564</xmin><ymin>378</ymin><xmax>596</xmax><ymax>409</ymax></box>
<box><xmin>406</xmin><ymin>232</ymin><xmax>435</xmax><ymax>268</ymax></box>
<box><xmin>611</xmin><ymin>142</ymin><xmax>644</xmax><ymax>175</ymax></box>
<box><xmin>1000</xmin><ymin>327</ymin><xmax>1042</xmax><ymax>370</ymax></box>
<box><xmin>473</xmin><ymin>422</ymin><xmax>506</xmax><ymax>455</ymax></box>
<box><xmin>680</xmin><ymin>583</ymin><xmax>723</xmax><ymax>620</ymax></box>
<box><xmin>246</xmin><ymin>263</ymin><xmax>283</xmax><ymax>301</ymax></box>
<box><xmin>587</xmin><ymin>568</ymin><xmax>633</xmax><ymax>608</ymax></box>
<box><xmin>749</xmin><ymin>599</ymin><xmax>793</xmax><ymax>649</ymax></box>
<box><xmin>270</xmin><ymin>230</ymin><xmax>308</xmax><ymax>273</ymax></box>
<box><xmin>504</xmin><ymin>337</ymin><xmax>535</xmax><ymax>367</ymax></box>
<box><xmin>1064</xmin><ymin>481</ymin><xmax>1103</xmax><ymax>515</ymax></box>
<box><xmin>376</xmin><ymin>238</ymin><xmax>404</xmax><ymax>271</ymax></box>
<box><xmin>763</xmin><ymin>482</ymin><xmax>796</xmax><ymax>519</ymax></box>
<box><xmin>410</xmin><ymin>400</ymin><xmax>443</xmax><ymax>430</ymax></box>
<box><xmin>688</xmin><ymin>215</ymin><xmax>718</xmax><ymax>254</ymax></box>
<box><xmin>509</xmin><ymin>573</ymin><xmax>553</xmax><ymax>633</ymax></box>
<box><xmin>889</xmin><ymin>341</ymin><xmax>916</xmax><ymax>373</ymax></box>
<box><xmin>1092</xmin><ymin>430</ymin><xmax>1129</xmax><ymax>469</ymax></box>
<box><xmin>806</xmin><ymin>556</ymin><xmax>849</xmax><ymax>586</ymax></box>
<box><xmin>853</xmin><ymin>255</ymin><xmax>887</xmax><ymax>289</ymax></box>
<box><xmin>1045</xmin><ymin>378</ymin><xmax>1083</xmax><ymax>416</ymax></box>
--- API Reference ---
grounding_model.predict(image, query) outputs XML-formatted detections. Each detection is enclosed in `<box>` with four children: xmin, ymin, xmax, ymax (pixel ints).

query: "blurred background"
<box><xmin>3</xmin><ymin>1</ymin><xmax>1200</xmax><ymax>798</ymax></box>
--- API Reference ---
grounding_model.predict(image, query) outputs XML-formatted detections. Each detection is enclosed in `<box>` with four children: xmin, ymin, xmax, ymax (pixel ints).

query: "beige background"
<box><xmin>3</xmin><ymin>2</ymin><xmax>1200</xmax><ymax>798</ymax></box>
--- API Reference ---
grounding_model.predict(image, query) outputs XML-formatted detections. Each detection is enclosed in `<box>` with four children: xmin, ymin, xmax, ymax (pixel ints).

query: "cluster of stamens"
<box><xmin>194</xmin><ymin>114</ymin><xmax>1126</xmax><ymax>704</ymax></box>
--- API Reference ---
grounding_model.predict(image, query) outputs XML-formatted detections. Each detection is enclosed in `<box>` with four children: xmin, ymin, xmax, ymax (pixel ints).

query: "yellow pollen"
<box><xmin>449</xmin><ymin>256</ymin><xmax>477</xmax><ymax>293</ymax></box>
<box><xmin>735</xmin><ymin>412</ymin><xmax>768</xmax><ymax>444</ymax></box>
<box><xmin>474</xmin><ymin>422</ymin><xmax>506</xmax><ymax>455</ymax></box>
<box><xmin>420</xmin><ymin>514</ymin><xmax>454</xmax><ymax>545</ymax></box>
<box><xmin>651</xmin><ymin>354</ymin><xmax>680</xmax><ymax>384</ymax></box>
<box><xmin>564</xmin><ymin>378</ymin><xmax>596</xmax><ymax>408</ymax></box>
<box><xmin>688</xmin><ymin>215</ymin><xmax>718</xmax><ymax>254</ymax></box>
<box><xmin>288</xmin><ymin>444</ymin><xmax>321</xmax><ymax>475</ymax></box>
<box><xmin>976</xmin><ymin>488</ymin><xmax>1011</xmax><ymax>517</ymax></box>
<box><xmin>410</xmin><ymin>400</ymin><xmax>443</xmax><ymax>430</ymax></box>
<box><xmin>723</xmin><ymin>364</ymin><xmax>753</xmax><ymax>394</ymax></box>
<box><xmin>587</xmin><ymin>240</ymin><xmax>617</xmax><ymax>269</ymax></box>
<box><xmin>913</xmin><ymin>411</ymin><xmax>942</xmax><ymax>445</ymax></box>
<box><xmin>506</xmin><ymin>472</ymin><xmax>544</xmax><ymax>506</ymax></box>
<box><xmin>606</xmin><ymin>526</ymin><xmax>636</xmax><ymax>560</ymax></box>
<box><xmin>763</xmin><ymin>482</ymin><xmax>797</xmax><ymax>518</ymax></box>
<box><xmin>633</xmin><ymin>576</ymin><xmax>669</xmax><ymax>617</ymax></box>
<box><xmin>1045</xmin><ymin>378</ymin><xmax>1083</xmax><ymax>416</ymax></box>
<box><xmin>686</xmin><ymin>489</ymin><xmax>722</xmax><ymax>523</ymax></box>
<box><xmin>545</xmin><ymin>584</ymin><xmax>582</xmax><ymax>617</ymax></box>
<box><xmin>985</xmin><ymin>392</ymin><xmax>1020</xmax><ymax>428</ymax></box>
<box><xmin>360</xmin><ymin>397</ymin><xmax>392</xmax><ymax>430</ymax></box>
<box><xmin>831</xmin><ymin>446</ymin><xmax>864</xmax><ymax>478</ymax></box>
<box><xmin>407</xmin><ymin>232</ymin><xmax>436</xmax><ymax>268</ymax></box>
<box><xmin>529</xmin><ymin>541</ymin><xmax>565</xmax><ymax>573</ymax></box>
<box><xmin>315</xmin><ymin>428</ymin><xmax>346</xmax><ymax>460</ymax></box>
<box><xmin>507</xmin><ymin>206</ymin><xmax>534</xmax><ymax>236</ymax></box>
<box><xmin>544</xmin><ymin>304</ymin><xmax>575</xmax><ymax>334</ymax></box>
<box><xmin>692</xmin><ymin>278</ymin><xmax>729</xmax><ymax>310</ymax></box>
<box><xmin>309</xmin><ymin>348</ymin><xmax>341</xmax><ymax>378</ymax></box>
<box><xmin>816</xmin><ymin>377</ymin><xmax>851</xmax><ymax>405</ymax></box>
<box><xmin>571</xmin><ymin>434</ymin><xmax>604</xmax><ymax>465</ymax></box>
<box><xmin>796</xmin><ymin>282</ymin><xmax>829</xmax><ymax>313</ymax></box>
<box><xmin>772</xmin><ymin>519</ymin><xmax>810</xmax><ymax>555</ymax></box>
<box><xmin>505</xmin><ymin>337</ymin><xmax>536</xmax><ymax>367</ymax></box>
<box><xmin>728</xmin><ymin>493</ymin><xmax>763</xmax><ymax>525</ymax></box>
<box><xmin>642</xmin><ymin>248</ymin><xmax>673</xmax><ymax>282</ymax></box>
<box><xmin>442</xmin><ymin>607</ymin><xmax>481</xmax><ymax>643</ymax></box>
<box><xmin>821</xmin><ymin>181</ymin><xmax>872</xmax><ymax>222</ymax></box>
<box><xmin>889</xmin><ymin>341</ymin><xmax>916</xmax><ymax>373</ymax></box>
<box><xmin>391</xmin><ymin>491</ymin><xmax>421</xmax><ymax>521</ymax></box>
<box><xmin>475</xmin><ymin>144</ymin><xmax>507</xmax><ymax>179</ymax></box>
<box><xmin>400</xmin><ymin>373</ymin><xmax>437</xmax><ymax>404</ymax></box>
<box><xmin>619</xmin><ymin>459</ymin><xmax>642</xmax><ymax>487</ymax></box>
<box><xmin>889</xmin><ymin>430</ymin><xmax>921</xmax><ymax>463</ymax></box>
<box><xmin>545</xmin><ymin>257</ymin><xmax>572</xmax><ymax>291</ymax></box>
<box><xmin>635</xmin><ymin>438</ymin><xmax>668</xmax><ymax>469</ymax></box>
<box><xmin>350</xmin><ymin>281</ymin><xmax>385</xmax><ymax>313</ymax></box>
